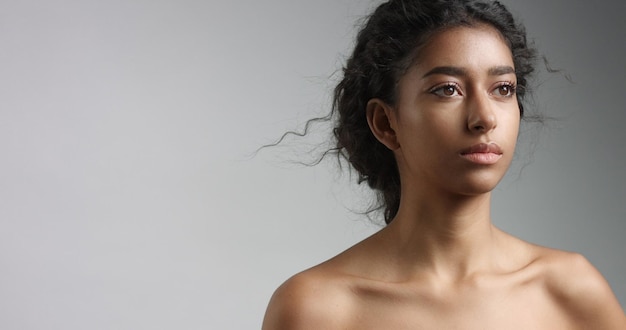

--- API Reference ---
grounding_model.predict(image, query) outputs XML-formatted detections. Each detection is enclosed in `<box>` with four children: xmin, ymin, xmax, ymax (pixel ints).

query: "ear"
<box><xmin>366</xmin><ymin>98</ymin><xmax>400</xmax><ymax>150</ymax></box>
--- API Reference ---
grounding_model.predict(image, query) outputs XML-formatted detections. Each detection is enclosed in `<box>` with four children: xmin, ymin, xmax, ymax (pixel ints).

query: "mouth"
<box><xmin>459</xmin><ymin>143</ymin><xmax>503</xmax><ymax>165</ymax></box>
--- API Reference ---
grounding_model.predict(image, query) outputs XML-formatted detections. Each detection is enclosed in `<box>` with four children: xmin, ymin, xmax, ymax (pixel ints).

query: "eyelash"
<box><xmin>429</xmin><ymin>81</ymin><xmax>517</xmax><ymax>98</ymax></box>
<box><xmin>493</xmin><ymin>81</ymin><xmax>517</xmax><ymax>98</ymax></box>
<box><xmin>429</xmin><ymin>82</ymin><xmax>462</xmax><ymax>97</ymax></box>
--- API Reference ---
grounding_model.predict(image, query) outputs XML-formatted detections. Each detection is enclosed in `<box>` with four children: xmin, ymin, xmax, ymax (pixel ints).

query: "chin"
<box><xmin>447</xmin><ymin>174</ymin><xmax>504</xmax><ymax>196</ymax></box>
<box><xmin>457</xmin><ymin>185</ymin><xmax>498</xmax><ymax>197</ymax></box>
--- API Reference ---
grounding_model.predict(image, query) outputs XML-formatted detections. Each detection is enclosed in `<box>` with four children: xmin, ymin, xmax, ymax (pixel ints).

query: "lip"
<box><xmin>460</xmin><ymin>143</ymin><xmax>503</xmax><ymax>165</ymax></box>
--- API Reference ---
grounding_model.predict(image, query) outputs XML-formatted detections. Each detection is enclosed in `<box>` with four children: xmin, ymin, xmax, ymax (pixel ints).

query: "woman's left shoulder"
<box><xmin>532</xmin><ymin>247</ymin><xmax>626</xmax><ymax>328</ymax></box>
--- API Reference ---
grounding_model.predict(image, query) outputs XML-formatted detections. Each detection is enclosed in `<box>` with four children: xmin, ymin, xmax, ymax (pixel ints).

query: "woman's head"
<box><xmin>332</xmin><ymin>0</ymin><xmax>536</xmax><ymax>224</ymax></box>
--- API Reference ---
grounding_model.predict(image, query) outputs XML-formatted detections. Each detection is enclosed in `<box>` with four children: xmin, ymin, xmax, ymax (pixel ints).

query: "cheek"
<box><xmin>503</xmin><ymin>109</ymin><xmax>521</xmax><ymax>137</ymax></box>
<box><xmin>420</xmin><ymin>110</ymin><xmax>466</xmax><ymax>144</ymax></box>
<box><xmin>396</xmin><ymin>113</ymin><xmax>450</xmax><ymax>145</ymax></box>
<box><xmin>396</xmin><ymin>108</ymin><xmax>466</xmax><ymax>155</ymax></box>
<box><xmin>500</xmin><ymin>111</ymin><xmax>521</xmax><ymax>157</ymax></box>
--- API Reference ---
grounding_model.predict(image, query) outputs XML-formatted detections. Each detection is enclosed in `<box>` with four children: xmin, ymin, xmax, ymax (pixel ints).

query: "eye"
<box><xmin>430</xmin><ymin>83</ymin><xmax>462</xmax><ymax>97</ymax></box>
<box><xmin>492</xmin><ymin>82</ymin><xmax>517</xmax><ymax>98</ymax></box>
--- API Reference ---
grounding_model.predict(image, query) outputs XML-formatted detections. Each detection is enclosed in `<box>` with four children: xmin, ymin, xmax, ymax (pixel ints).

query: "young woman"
<box><xmin>262</xmin><ymin>1</ymin><xmax>626</xmax><ymax>328</ymax></box>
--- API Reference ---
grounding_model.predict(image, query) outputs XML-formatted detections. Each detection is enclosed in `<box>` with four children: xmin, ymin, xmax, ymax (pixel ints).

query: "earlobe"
<box><xmin>366</xmin><ymin>99</ymin><xmax>400</xmax><ymax>150</ymax></box>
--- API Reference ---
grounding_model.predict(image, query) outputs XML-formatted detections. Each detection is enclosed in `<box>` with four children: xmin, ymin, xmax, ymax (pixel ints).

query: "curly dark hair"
<box><xmin>271</xmin><ymin>0</ymin><xmax>538</xmax><ymax>224</ymax></box>
<box><xmin>325</xmin><ymin>0</ymin><xmax>538</xmax><ymax>224</ymax></box>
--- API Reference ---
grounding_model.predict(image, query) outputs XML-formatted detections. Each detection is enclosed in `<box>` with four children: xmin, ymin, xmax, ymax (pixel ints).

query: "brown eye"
<box><xmin>493</xmin><ymin>83</ymin><xmax>516</xmax><ymax>97</ymax></box>
<box><xmin>498</xmin><ymin>85</ymin><xmax>510</xmax><ymax>96</ymax></box>
<box><xmin>430</xmin><ymin>83</ymin><xmax>461</xmax><ymax>97</ymax></box>
<box><xmin>443</xmin><ymin>86</ymin><xmax>456</xmax><ymax>96</ymax></box>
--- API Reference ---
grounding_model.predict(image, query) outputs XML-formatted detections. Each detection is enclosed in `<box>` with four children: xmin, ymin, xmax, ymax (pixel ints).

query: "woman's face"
<box><xmin>389</xmin><ymin>25</ymin><xmax>520</xmax><ymax>196</ymax></box>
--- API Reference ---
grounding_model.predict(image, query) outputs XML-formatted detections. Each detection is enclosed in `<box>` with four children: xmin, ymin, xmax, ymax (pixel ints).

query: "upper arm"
<box><xmin>262</xmin><ymin>273</ymin><xmax>350</xmax><ymax>330</ymax></box>
<box><xmin>547</xmin><ymin>253</ymin><xmax>626</xmax><ymax>329</ymax></box>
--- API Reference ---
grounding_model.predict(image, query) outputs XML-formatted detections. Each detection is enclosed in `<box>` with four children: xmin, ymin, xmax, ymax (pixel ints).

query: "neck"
<box><xmin>382</xmin><ymin>189</ymin><xmax>500</xmax><ymax>281</ymax></box>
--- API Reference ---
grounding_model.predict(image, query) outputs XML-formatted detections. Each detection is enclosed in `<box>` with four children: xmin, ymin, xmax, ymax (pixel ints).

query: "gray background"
<box><xmin>0</xmin><ymin>0</ymin><xmax>624</xmax><ymax>329</ymax></box>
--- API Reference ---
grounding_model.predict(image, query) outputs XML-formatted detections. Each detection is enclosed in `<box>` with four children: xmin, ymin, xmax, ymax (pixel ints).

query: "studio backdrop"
<box><xmin>0</xmin><ymin>0</ymin><xmax>624</xmax><ymax>329</ymax></box>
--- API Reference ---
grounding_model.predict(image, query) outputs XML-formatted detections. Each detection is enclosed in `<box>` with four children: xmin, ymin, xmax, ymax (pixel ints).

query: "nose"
<box><xmin>466</xmin><ymin>93</ymin><xmax>497</xmax><ymax>133</ymax></box>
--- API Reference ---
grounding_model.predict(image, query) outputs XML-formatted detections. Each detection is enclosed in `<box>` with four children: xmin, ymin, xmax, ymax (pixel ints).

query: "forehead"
<box><xmin>411</xmin><ymin>24</ymin><xmax>515</xmax><ymax>76</ymax></box>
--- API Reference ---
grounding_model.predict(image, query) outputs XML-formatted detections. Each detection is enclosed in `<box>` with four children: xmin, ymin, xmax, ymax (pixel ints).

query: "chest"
<box><xmin>346</xmin><ymin>283</ymin><xmax>574</xmax><ymax>329</ymax></box>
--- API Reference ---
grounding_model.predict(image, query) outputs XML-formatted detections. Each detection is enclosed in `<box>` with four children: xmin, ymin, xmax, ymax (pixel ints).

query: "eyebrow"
<box><xmin>488</xmin><ymin>65</ymin><xmax>515</xmax><ymax>76</ymax></box>
<box><xmin>422</xmin><ymin>65</ymin><xmax>515</xmax><ymax>78</ymax></box>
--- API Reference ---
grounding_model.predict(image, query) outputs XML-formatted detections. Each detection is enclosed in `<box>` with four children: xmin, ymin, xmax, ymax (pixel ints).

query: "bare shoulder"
<box><xmin>532</xmin><ymin>247</ymin><xmax>626</xmax><ymax>328</ymax></box>
<box><xmin>262</xmin><ymin>266</ymin><xmax>354</xmax><ymax>330</ymax></box>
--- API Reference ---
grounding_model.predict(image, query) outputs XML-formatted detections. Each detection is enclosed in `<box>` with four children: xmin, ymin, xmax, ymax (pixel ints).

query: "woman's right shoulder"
<box><xmin>261</xmin><ymin>266</ymin><xmax>355</xmax><ymax>330</ymax></box>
